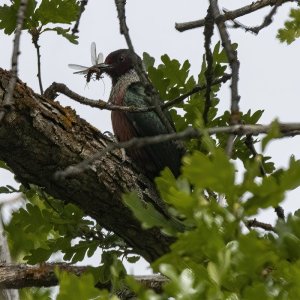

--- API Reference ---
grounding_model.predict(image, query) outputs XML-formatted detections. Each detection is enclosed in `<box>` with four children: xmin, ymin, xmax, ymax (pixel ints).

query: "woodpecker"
<box><xmin>98</xmin><ymin>49</ymin><xmax>184</xmax><ymax>180</ymax></box>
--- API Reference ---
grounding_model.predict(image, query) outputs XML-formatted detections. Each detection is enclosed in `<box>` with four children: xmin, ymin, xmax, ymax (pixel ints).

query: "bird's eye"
<box><xmin>119</xmin><ymin>56</ymin><xmax>125</xmax><ymax>62</ymax></box>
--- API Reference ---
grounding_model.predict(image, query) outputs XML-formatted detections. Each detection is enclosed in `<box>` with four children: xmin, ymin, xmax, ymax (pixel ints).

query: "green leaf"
<box><xmin>182</xmin><ymin>149</ymin><xmax>236</xmax><ymax>200</ymax></box>
<box><xmin>279</xmin><ymin>156</ymin><xmax>300</xmax><ymax>191</ymax></box>
<box><xmin>123</xmin><ymin>191</ymin><xmax>179</xmax><ymax>235</ymax></box>
<box><xmin>20</xmin><ymin>287</ymin><xmax>52</xmax><ymax>300</ymax></box>
<box><xmin>277</xmin><ymin>9</ymin><xmax>300</xmax><ymax>44</ymax></box>
<box><xmin>160</xmin><ymin>265</ymin><xmax>201</xmax><ymax>299</ymax></box>
<box><xmin>156</xmin><ymin>169</ymin><xmax>196</xmax><ymax>219</ymax></box>
<box><xmin>160</xmin><ymin>54</ymin><xmax>190</xmax><ymax>88</ymax></box>
<box><xmin>243</xmin><ymin>175</ymin><xmax>284</xmax><ymax>215</ymax></box>
<box><xmin>261</xmin><ymin>119</ymin><xmax>281</xmax><ymax>151</ymax></box>
<box><xmin>34</xmin><ymin>0</ymin><xmax>80</xmax><ymax>25</ymax></box>
<box><xmin>0</xmin><ymin>3</ymin><xmax>19</xmax><ymax>34</ymax></box>
<box><xmin>143</xmin><ymin>52</ymin><xmax>155</xmax><ymax>69</ymax></box>
<box><xmin>0</xmin><ymin>0</ymin><xmax>38</xmax><ymax>35</ymax></box>
<box><xmin>43</xmin><ymin>27</ymin><xmax>78</xmax><ymax>44</ymax></box>
<box><xmin>56</xmin><ymin>270</ymin><xmax>107</xmax><ymax>300</ymax></box>
<box><xmin>25</xmin><ymin>247</ymin><xmax>52</xmax><ymax>264</ymax></box>
<box><xmin>241</xmin><ymin>109</ymin><xmax>264</xmax><ymax>125</ymax></box>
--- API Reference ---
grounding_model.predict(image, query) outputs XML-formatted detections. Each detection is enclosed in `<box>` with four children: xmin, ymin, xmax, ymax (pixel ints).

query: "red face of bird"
<box><xmin>97</xmin><ymin>49</ymin><xmax>140</xmax><ymax>83</ymax></box>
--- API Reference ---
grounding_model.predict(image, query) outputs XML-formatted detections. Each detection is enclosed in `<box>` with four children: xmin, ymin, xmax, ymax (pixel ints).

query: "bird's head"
<box><xmin>98</xmin><ymin>49</ymin><xmax>141</xmax><ymax>84</ymax></box>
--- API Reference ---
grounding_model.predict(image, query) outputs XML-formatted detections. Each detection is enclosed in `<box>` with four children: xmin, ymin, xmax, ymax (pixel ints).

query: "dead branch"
<box><xmin>175</xmin><ymin>0</ymin><xmax>296</xmax><ymax>32</ymax></box>
<box><xmin>72</xmin><ymin>0</ymin><xmax>89</xmax><ymax>35</ymax></box>
<box><xmin>44</xmin><ymin>74</ymin><xmax>231</xmax><ymax>113</ymax></box>
<box><xmin>210</xmin><ymin>0</ymin><xmax>241</xmax><ymax>156</ymax></box>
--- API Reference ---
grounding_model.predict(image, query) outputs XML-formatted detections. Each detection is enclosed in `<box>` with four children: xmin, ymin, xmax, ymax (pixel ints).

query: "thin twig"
<box><xmin>72</xmin><ymin>0</ymin><xmax>88</xmax><ymax>35</ymax></box>
<box><xmin>175</xmin><ymin>0</ymin><xmax>296</xmax><ymax>32</ymax></box>
<box><xmin>203</xmin><ymin>6</ymin><xmax>214</xmax><ymax>125</ymax></box>
<box><xmin>55</xmin><ymin>122</ymin><xmax>300</xmax><ymax>179</ymax></box>
<box><xmin>225</xmin><ymin>0</ymin><xmax>282</xmax><ymax>34</ymax></box>
<box><xmin>0</xmin><ymin>0</ymin><xmax>28</xmax><ymax>122</ymax></box>
<box><xmin>246</xmin><ymin>218</ymin><xmax>277</xmax><ymax>233</ymax></box>
<box><xmin>210</xmin><ymin>0</ymin><xmax>241</xmax><ymax>157</ymax></box>
<box><xmin>163</xmin><ymin>73</ymin><xmax>231</xmax><ymax>109</ymax></box>
<box><xmin>114</xmin><ymin>0</ymin><xmax>175</xmax><ymax>134</ymax></box>
<box><xmin>30</xmin><ymin>28</ymin><xmax>44</xmax><ymax>94</ymax></box>
<box><xmin>274</xmin><ymin>206</ymin><xmax>285</xmax><ymax>220</ymax></box>
<box><xmin>44</xmin><ymin>74</ymin><xmax>231</xmax><ymax>113</ymax></box>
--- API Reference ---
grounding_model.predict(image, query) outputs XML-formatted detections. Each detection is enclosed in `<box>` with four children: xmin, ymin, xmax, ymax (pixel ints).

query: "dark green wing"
<box><xmin>124</xmin><ymin>82</ymin><xmax>184</xmax><ymax>178</ymax></box>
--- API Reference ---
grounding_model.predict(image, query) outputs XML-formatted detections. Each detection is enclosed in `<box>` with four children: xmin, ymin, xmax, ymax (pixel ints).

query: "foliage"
<box><xmin>19</xmin><ymin>288</ymin><xmax>51</xmax><ymax>300</ymax></box>
<box><xmin>277</xmin><ymin>8</ymin><xmax>300</xmax><ymax>44</ymax></box>
<box><xmin>0</xmin><ymin>0</ymin><xmax>79</xmax><ymax>44</ymax></box>
<box><xmin>0</xmin><ymin>1</ymin><xmax>300</xmax><ymax>299</ymax></box>
<box><xmin>55</xmin><ymin>270</ymin><xmax>115</xmax><ymax>300</ymax></box>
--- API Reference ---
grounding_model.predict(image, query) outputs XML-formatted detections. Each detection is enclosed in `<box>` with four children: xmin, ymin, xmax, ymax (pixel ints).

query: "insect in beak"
<box><xmin>68</xmin><ymin>42</ymin><xmax>105</xmax><ymax>83</ymax></box>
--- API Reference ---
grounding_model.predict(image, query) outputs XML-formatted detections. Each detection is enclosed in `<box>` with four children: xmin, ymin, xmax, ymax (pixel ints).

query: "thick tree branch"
<box><xmin>0</xmin><ymin>69</ymin><xmax>298</xmax><ymax>262</ymax></box>
<box><xmin>175</xmin><ymin>0</ymin><xmax>296</xmax><ymax>32</ymax></box>
<box><xmin>0</xmin><ymin>263</ymin><xmax>86</xmax><ymax>289</ymax></box>
<box><xmin>57</xmin><ymin>120</ymin><xmax>300</xmax><ymax>179</ymax></box>
<box><xmin>0</xmin><ymin>263</ymin><xmax>166</xmax><ymax>294</ymax></box>
<box><xmin>0</xmin><ymin>68</ymin><xmax>175</xmax><ymax>263</ymax></box>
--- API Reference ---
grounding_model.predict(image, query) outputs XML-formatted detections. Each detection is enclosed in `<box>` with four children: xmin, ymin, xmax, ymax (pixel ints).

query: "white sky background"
<box><xmin>0</xmin><ymin>0</ymin><xmax>300</xmax><ymax>276</ymax></box>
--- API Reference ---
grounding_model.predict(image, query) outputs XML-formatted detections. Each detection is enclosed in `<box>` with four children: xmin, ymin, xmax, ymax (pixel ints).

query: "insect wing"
<box><xmin>68</xmin><ymin>64</ymin><xmax>90</xmax><ymax>74</ymax></box>
<box><xmin>91</xmin><ymin>42</ymin><xmax>97</xmax><ymax>65</ymax></box>
<box><xmin>97</xmin><ymin>52</ymin><xmax>103</xmax><ymax>64</ymax></box>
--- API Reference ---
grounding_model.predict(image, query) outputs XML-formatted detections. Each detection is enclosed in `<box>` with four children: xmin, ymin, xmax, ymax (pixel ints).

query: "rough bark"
<box><xmin>0</xmin><ymin>263</ymin><xmax>166</xmax><ymax>295</ymax></box>
<box><xmin>0</xmin><ymin>263</ymin><xmax>86</xmax><ymax>289</ymax></box>
<box><xmin>0</xmin><ymin>68</ymin><xmax>175</xmax><ymax>263</ymax></box>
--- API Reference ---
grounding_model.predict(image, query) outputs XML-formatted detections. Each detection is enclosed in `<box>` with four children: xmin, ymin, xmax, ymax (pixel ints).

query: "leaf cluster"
<box><xmin>0</xmin><ymin>0</ymin><xmax>80</xmax><ymax>43</ymax></box>
<box><xmin>121</xmin><ymin>45</ymin><xmax>300</xmax><ymax>299</ymax></box>
<box><xmin>277</xmin><ymin>8</ymin><xmax>300</xmax><ymax>44</ymax></box>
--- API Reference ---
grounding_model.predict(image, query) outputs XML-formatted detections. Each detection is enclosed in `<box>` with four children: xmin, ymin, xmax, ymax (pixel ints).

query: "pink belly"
<box><xmin>111</xmin><ymin>111</ymin><xmax>154</xmax><ymax>173</ymax></box>
<box><xmin>111</xmin><ymin>111</ymin><xmax>135</xmax><ymax>142</ymax></box>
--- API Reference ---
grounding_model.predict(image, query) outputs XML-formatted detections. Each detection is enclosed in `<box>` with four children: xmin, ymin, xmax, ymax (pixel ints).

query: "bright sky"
<box><xmin>0</xmin><ymin>0</ymin><xmax>300</xmax><ymax>275</ymax></box>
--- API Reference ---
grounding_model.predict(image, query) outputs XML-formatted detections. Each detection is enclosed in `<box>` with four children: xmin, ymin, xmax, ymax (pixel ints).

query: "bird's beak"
<box><xmin>96</xmin><ymin>63</ymin><xmax>112</xmax><ymax>74</ymax></box>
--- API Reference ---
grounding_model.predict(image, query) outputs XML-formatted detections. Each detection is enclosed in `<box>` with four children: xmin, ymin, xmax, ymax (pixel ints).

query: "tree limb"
<box><xmin>0</xmin><ymin>69</ymin><xmax>298</xmax><ymax>262</ymax></box>
<box><xmin>0</xmin><ymin>262</ymin><xmax>167</xmax><ymax>293</ymax></box>
<box><xmin>0</xmin><ymin>68</ymin><xmax>175</xmax><ymax>263</ymax></box>
<box><xmin>210</xmin><ymin>0</ymin><xmax>241</xmax><ymax>156</ymax></box>
<box><xmin>175</xmin><ymin>0</ymin><xmax>296</xmax><ymax>32</ymax></box>
<box><xmin>44</xmin><ymin>74</ymin><xmax>231</xmax><ymax>113</ymax></box>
